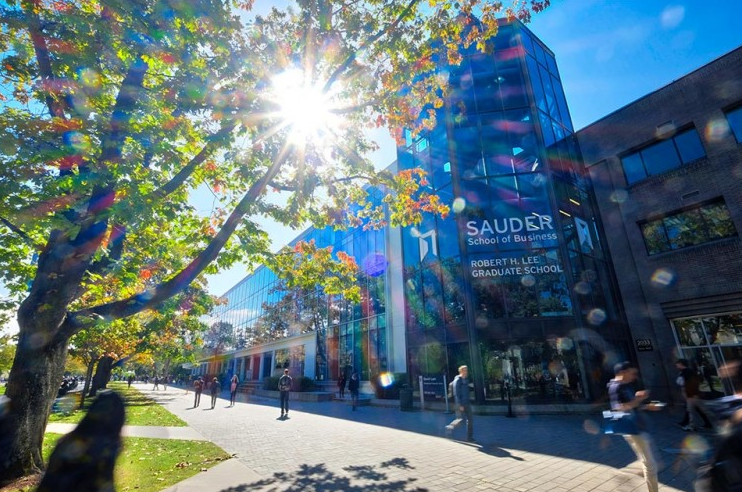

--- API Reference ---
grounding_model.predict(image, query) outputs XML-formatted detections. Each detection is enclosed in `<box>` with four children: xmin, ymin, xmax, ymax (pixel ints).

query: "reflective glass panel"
<box><xmin>640</xmin><ymin>139</ymin><xmax>681</xmax><ymax>176</ymax></box>
<box><xmin>621</xmin><ymin>152</ymin><xmax>646</xmax><ymax>184</ymax></box>
<box><xmin>726</xmin><ymin>106</ymin><xmax>742</xmax><ymax>143</ymax></box>
<box><xmin>700</xmin><ymin>202</ymin><xmax>737</xmax><ymax>239</ymax></box>
<box><xmin>674</xmin><ymin>128</ymin><xmax>706</xmax><ymax>163</ymax></box>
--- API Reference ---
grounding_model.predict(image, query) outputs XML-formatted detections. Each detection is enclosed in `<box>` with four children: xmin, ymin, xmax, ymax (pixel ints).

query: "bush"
<box><xmin>263</xmin><ymin>376</ymin><xmax>279</xmax><ymax>391</ymax></box>
<box><xmin>371</xmin><ymin>373</ymin><xmax>408</xmax><ymax>399</ymax></box>
<box><xmin>297</xmin><ymin>376</ymin><xmax>317</xmax><ymax>392</ymax></box>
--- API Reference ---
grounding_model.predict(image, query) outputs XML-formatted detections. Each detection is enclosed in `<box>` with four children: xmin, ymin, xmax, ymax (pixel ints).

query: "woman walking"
<box><xmin>229</xmin><ymin>374</ymin><xmax>239</xmax><ymax>407</ymax></box>
<box><xmin>348</xmin><ymin>372</ymin><xmax>360</xmax><ymax>411</ymax></box>
<box><xmin>337</xmin><ymin>374</ymin><xmax>346</xmax><ymax>399</ymax></box>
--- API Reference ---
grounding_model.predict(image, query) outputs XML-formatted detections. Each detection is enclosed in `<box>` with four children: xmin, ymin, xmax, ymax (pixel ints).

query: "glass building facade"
<box><xmin>203</xmin><ymin>20</ymin><xmax>631</xmax><ymax>405</ymax></box>
<box><xmin>206</xmin><ymin>189</ymin><xmax>389</xmax><ymax>383</ymax></box>
<box><xmin>398</xmin><ymin>21</ymin><xmax>628</xmax><ymax>403</ymax></box>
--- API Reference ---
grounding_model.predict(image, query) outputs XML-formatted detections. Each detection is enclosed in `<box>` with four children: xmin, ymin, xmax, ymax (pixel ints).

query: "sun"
<box><xmin>271</xmin><ymin>69</ymin><xmax>342</xmax><ymax>145</ymax></box>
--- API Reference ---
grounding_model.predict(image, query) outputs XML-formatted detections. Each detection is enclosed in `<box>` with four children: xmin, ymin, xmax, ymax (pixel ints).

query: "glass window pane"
<box><xmin>520</xmin><ymin>31</ymin><xmax>535</xmax><ymax>56</ymax></box>
<box><xmin>539</xmin><ymin>65</ymin><xmax>559</xmax><ymax>122</ymax></box>
<box><xmin>641</xmin><ymin>221</ymin><xmax>668</xmax><ymax>255</ymax></box>
<box><xmin>526</xmin><ymin>55</ymin><xmax>546</xmax><ymax>114</ymax></box>
<box><xmin>700</xmin><ymin>202</ymin><xmax>737</xmax><ymax>239</ymax></box>
<box><xmin>674</xmin><ymin>318</ymin><xmax>708</xmax><ymax>346</ymax></box>
<box><xmin>546</xmin><ymin>53</ymin><xmax>559</xmax><ymax>76</ymax></box>
<box><xmin>674</xmin><ymin>129</ymin><xmax>706</xmax><ymax>163</ymax></box>
<box><xmin>533</xmin><ymin>40</ymin><xmax>548</xmax><ymax>67</ymax></box>
<box><xmin>640</xmin><ymin>139</ymin><xmax>681</xmax><ymax>176</ymax></box>
<box><xmin>726</xmin><ymin>106</ymin><xmax>742</xmax><ymax>143</ymax></box>
<box><xmin>539</xmin><ymin>111</ymin><xmax>554</xmax><ymax>147</ymax></box>
<box><xmin>473</xmin><ymin>74</ymin><xmax>500</xmax><ymax>113</ymax></box>
<box><xmin>664</xmin><ymin>209</ymin><xmax>707</xmax><ymax>249</ymax></box>
<box><xmin>496</xmin><ymin>49</ymin><xmax>528</xmax><ymax>109</ymax></box>
<box><xmin>551</xmin><ymin>76</ymin><xmax>573</xmax><ymax>132</ymax></box>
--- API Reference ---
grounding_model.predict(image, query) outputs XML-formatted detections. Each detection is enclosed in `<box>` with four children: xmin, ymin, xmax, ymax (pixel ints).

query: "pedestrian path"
<box><xmin>45</xmin><ymin>423</ymin><xmax>208</xmax><ymax>440</ymax></box>
<box><xmin>134</xmin><ymin>383</ymin><xmax>702</xmax><ymax>491</ymax></box>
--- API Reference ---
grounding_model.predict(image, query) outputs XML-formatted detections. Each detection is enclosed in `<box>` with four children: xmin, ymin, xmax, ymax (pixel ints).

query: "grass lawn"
<box><xmin>5</xmin><ymin>433</ymin><xmax>230</xmax><ymax>492</ymax></box>
<box><xmin>49</xmin><ymin>381</ymin><xmax>186</xmax><ymax>427</ymax></box>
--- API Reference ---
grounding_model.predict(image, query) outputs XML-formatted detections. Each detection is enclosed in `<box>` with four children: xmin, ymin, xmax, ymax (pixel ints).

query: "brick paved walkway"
<box><xmin>140</xmin><ymin>384</ymin><xmax>707</xmax><ymax>492</ymax></box>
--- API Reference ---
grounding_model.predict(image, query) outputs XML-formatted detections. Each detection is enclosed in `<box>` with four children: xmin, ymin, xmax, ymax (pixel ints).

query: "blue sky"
<box><xmin>2</xmin><ymin>1</ymin><xmax>741</xmax><ymax>316</ymax></box>
<box><xmin>205</xmin><ymin>0</ymin><xmax>742</xmax><ymax>295</ymax></box>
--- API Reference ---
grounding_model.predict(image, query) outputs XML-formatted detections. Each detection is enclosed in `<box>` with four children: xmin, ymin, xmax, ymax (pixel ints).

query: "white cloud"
<box><xmin>660</xmin><ymin>5</ymin><xmax>685</xmax><ymax>29</ymax></box>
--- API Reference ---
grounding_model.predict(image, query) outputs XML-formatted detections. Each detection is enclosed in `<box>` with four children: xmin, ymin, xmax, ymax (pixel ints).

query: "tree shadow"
<box><xmin>217</xmin><ymin>461</ymin><xmax>427</xmax><ymax>492</ymax></box>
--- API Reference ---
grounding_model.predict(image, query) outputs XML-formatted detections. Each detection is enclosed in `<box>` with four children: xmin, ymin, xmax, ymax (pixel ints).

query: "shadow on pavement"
<box><xmin>217</xmin><ymin>460</ymin><xmax>427</xmax><ymax>492</ymax></box>
<box><xmin>162</xmin><ymin>385</ymin><xmax>700</xmax><ymax>491</ymax></box>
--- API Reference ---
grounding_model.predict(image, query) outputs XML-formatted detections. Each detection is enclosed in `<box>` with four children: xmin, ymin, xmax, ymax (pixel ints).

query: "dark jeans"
<box><xmin>230</xmin><ymin>391</ymin><xmax>237</xmax><ymax>405</ymax></box>
<box><xmin>461</xmin><ymin>404</ymin><xmax>474</xmax><ymax>439</ymax></box>
<box><xmin>351</xmin><ymin>390</ymin><xmax>359</xmax><ymax>409</ymax></box>
<box><xmin>194</xmin><ymin>390</ymin><xmax>201</xmax><ymax>407</ymax></box>
<box><xmin>211</xmin><ymin>392</ymin><xmax>217</xmax><ymax>408</ymax></box>
<box><xmin>280</xmin><ymin>391</ymin><xmax>290</xmax><ymax>415</ymax></box>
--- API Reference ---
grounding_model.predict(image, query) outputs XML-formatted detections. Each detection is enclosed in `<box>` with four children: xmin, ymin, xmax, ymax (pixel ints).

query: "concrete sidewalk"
<box><xmin>134</xmin><ymin>382</ymin><xmax>706</xmax><ymax>491</ymax></box>
<box><xmin>45</xmin><ymin>422</ymin><xmax>208</xmax><ymax>440</ymax></box>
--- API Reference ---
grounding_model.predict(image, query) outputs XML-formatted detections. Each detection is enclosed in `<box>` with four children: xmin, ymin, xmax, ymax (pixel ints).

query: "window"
<box><xmin>620</xmin><ymin>128</ymin><xmax>706</xmax><ymax>184</ymax></box>
<box><xmin>640</xmin><ymin>200</ymin><xmax>737</xmax><ymax>255</ymax></box>
<box><xmin>725</xmin><ymin>106</ymin><xmax>742</xmax><ymax>143</ymax></box>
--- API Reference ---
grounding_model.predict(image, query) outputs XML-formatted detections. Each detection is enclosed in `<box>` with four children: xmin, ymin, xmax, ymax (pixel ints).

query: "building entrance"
<box><xmin>672</xmin><ymin>312</ymin><xmax>742</xmax><ymax>395</ymax></box>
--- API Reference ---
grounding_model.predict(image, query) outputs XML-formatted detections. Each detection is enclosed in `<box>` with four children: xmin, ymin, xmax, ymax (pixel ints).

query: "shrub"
<box><xmin>263</xmin><ymin>376</ymin><xmax>279</xmax><ymax>391</ymax></box>
<box><xmin>297</xmin><ymin>376</ymin><xmax>317</xmax><ymax>392</ymax></box>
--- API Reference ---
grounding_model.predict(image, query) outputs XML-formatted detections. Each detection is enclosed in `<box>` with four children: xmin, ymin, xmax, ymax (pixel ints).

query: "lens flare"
<box><xmin>378</xmin><ymin>372</ymin><xmax>394</xmax><ymax>388</ymax></box>
<box><xmin>452</xmin><ymin>197</ymin><xmax>466</xmax><ymax>213</ymax></box>
<box><xmin>650</xmin><ymin>268</ymin><xmax>675</xmax><ymax>287</ymax></box>
<box><xmin>705</xmin><ymin>118</ymin><xmax>729</xmax><ymax>143</ymax></box>
<box><xmin>587</xmin><ymin>308</ymin><xmax>607</xmax><ymax>326</ymax></box>
<box><xmin>521</xmin><ymin>274</ymin><xmax>536</xmax><ymax>287</ymax></box>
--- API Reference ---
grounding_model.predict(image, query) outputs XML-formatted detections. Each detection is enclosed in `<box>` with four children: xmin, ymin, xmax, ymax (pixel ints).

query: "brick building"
<box><xmin>577</xmin><ymin>46</ymin><xmax>742</xmax><ymax>401</ymax></box>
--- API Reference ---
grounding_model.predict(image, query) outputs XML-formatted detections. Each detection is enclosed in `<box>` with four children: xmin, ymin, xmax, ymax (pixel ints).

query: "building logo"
<box><xmin>417</xmin><ymin>229</ymin><xmax>438</xmax><ymax>259</ymax></box>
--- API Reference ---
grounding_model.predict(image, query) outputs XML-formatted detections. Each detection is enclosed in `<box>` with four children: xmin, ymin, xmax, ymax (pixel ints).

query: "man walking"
<box><xmin>675</xmin><ymin>358</ymin><xmax>713</xmax><ymax>431</ymax></box>
<box><xmin>193</xmin><ymin>377</ymin><xmax>204</xmax><ymax>408</ymax></box>
<box><xmin>609</xmin><ymin>362</ymin><xmax>660</xmax><ymax>492</ymax></box>
<box><xmin>447</xmin><ymin>365</ymin><xmax>475</xmax><ymax>442</ymax></box>
<box><xmin>209</xmin><ymin>377</ymin><xmax>221</xmax><ymax>409</ymax></box>
<box><xmin>279</xmin><ymin>369</ymin><xmax>292</xmax><ymax>419</ymax></box>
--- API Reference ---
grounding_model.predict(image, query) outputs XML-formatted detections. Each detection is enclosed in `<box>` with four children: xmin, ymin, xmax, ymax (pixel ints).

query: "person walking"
<box><xmin>348</xmin><ymin>372</ymin><xmax>360</xmax><ymax>410</ymax></box>
<box><xmin>278</xmin><ymin>369</ymin><xmax>292</xmax><ymax>418</ymax></box>
<box><xmin>695</xmin><ymin>360</ymin><xmax>742</xmax><ymax>492</ymax></box>
<box><xmin>675</xmin><ymin>358</ymin><xmax>713</xmax><ymax>431</ymax></box>
<box><xmin>608</xmin><ymin>361</ymin><xmax>662</xmax><ymax>492</ymax></box>
<box><xmin>229</xmin><ymin>374</ymin><xmax>239</xmax><ymax>407</ymax></box>
<box><xmin>447</xmin><ymin>365</ymin><xmax>475</xmax><ymax>442</ymax></box>
<box><xmin>209</xmin><ymin>377</ymin><xmax>221</xmax><ymax>409</ymax></box>
<box><xmin>337</xmin><ymin>374</ymin><xmax>347</xmax><ymax>399</ymax></box>
<box><xmin>152</xmin><ymin>375</ymin><xmax>159</xmax><ymax>391</ymax></box>
<box><xmin>127</xmin><ymin>375</ymin><xmax>134</xmax><ymax>388</ymax></box>
<box><xmin>193</xmin><ymin>377</ymin><xmax>204</xmax><ymax>408</ymax></box>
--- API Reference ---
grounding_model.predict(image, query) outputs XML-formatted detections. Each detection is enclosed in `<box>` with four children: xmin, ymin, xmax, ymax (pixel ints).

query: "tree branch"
<box><xmin>145</xmin><ymin>122</ymin><xmax>239</xmax><ymax>203</ymax></box>
<box><xmin>22</xmin><ymin>0</ymin><xmax>66</xmax><ymax>118</ymax></box>
<box><xmin>323</xmin><ymin>0</ymin><xmax>421</xmax><ymax>92</ymax></box>
<box><xmin>0</xmin><ymin>216</ymin><xmax>42</xmax><ymax>250</ymax></box>
<box><xmin>63</xmin><ymin>148</ymin><xmax>291</xmax><ymax>339</ymax></box>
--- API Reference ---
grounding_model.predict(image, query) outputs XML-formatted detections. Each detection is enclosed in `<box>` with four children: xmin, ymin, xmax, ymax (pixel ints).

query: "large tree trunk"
<box><xmin>89</xmin><ymin>356</ymin><xmax>114</xmax><ymax>397</ymax></box>
<box><xmin>0</xmin><ymin>332</ymin><xmax>68</xmax><ymax>484</ymax></box>
<box><xmin>79</xmin><ymin>357</ymin><xmax>98</xmax><ymax>409</ymax></box>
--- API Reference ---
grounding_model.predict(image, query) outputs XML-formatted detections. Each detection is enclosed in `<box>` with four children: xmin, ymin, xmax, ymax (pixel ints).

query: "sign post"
<box><xmin>444</xmin><ymin>374</ymin><xmax>450</xmax><ymax>413</ymax></box>
<box><xmin>418</xmin><ymin>375</ymin><xmax>425</xmax><ymax>410</ymax></box>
